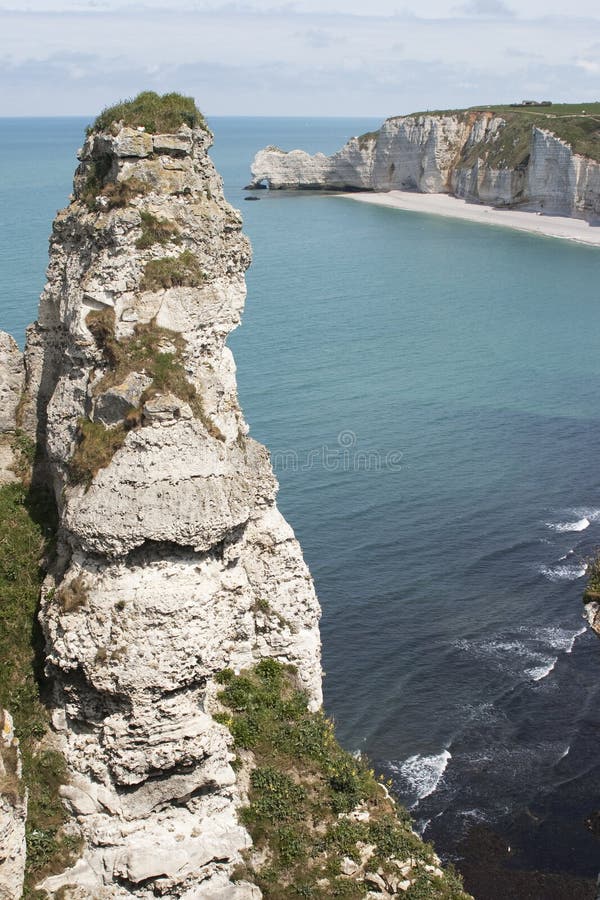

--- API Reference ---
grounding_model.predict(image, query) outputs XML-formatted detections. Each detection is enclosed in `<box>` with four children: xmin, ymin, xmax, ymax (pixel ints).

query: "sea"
<box><xmin>2</xmin><ymin>115</ymin><xmax>600</xmax><ymax>897</ymax></box>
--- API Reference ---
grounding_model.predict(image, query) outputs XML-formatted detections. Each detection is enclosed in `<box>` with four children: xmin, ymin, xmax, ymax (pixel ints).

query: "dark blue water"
<box><xmin>2</xmin><ymin>116</ymin><xmax>600</xmax><ymax>892</ymax></box>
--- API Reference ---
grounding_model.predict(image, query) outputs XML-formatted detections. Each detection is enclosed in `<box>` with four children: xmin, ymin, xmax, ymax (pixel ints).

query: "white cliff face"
<box><xmin>0</xmin><ymin>332</ymin><xmax>24</xmax><ymax>484</ymax></box>
<box><xmin>0</xmin><ymin>333</ymin><xmax>23</xmax><ymax>436</ymax></box>
<box><xmin>23</xmin><ymin>120</ymin><xmax>322</xmax><ymax>898</ymax></box>
<box><xmin>0</xmin><ymin>710</ymin><xmax>27</xmax><ymax>900</ymax></box>
<box><xmin>249</xmin><ymin>114</ymin><xmax>600</xmax><ymax>221</ymax></box>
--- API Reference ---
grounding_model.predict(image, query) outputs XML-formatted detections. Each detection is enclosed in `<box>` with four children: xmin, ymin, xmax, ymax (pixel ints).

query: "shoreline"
<box><xmin>341</xmin><ymin>190</ymin><xmax>600</xmax><ymax>247</ymax></box>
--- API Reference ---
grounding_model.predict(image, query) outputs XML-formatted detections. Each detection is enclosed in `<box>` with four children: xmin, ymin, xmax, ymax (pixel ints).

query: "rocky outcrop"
<box><xmin>0</xmin><ymin>332</ymin><xmax>24</xmax><ymax>484</ymax></box>
<box><xmin>0</xmin><ymin>710</ymin><xmax>27</xmax><ymax>900</ymax></box>
<box><xmin>22</xmin><ymin>110</ymin><xmax>322</xmax><ymax>898</ymax></box>
<box><xmin>0</xmin><ymin>333</ymin><xmax>23</xmax><ymax>435</ymax></box>
<box><xmin>249</xmin><ymin>113</ymin><xmax>600</xmax><ymax>220</ymax></box>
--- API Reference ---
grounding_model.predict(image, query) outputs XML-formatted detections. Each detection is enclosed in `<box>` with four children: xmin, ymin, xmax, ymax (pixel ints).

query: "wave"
<box><xmin>456</xmin><ymin>624</ymin><xmax>587</xmax><ymax>683</ymax></box>
<box><xmin>533</xmin><ymin>625</ymin><xmax>587</xmax><ymax>654</ymax></box>
<box><xmin>392</xmin><ymin>749</ymin><xmax>451</xmax><ymax>803</ymax></box>
<box><xmin>538</xmin><ymin>562</ymin><xmax>587</xmax><ymax>581</ymax></box>
<box><xmin>526</xmin><ymin>658</ymin><xmax>557</xmax><ymax>681</ymax></box>
<box><xmin>546</xmin><ymin>517</ymin><xmax>590</xmax><ymax>533</ymax></box>
<box><xmin>571</xmin><ymin>507</ymin><xmax>600</xmax><ymax>523</ymax></box>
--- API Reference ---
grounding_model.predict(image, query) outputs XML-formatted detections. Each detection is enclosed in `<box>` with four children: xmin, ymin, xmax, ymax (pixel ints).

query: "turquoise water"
<box><xmin>2</xmin><ymin>116</ymin><xmax>600</xmax><ymax>893</ymax></box>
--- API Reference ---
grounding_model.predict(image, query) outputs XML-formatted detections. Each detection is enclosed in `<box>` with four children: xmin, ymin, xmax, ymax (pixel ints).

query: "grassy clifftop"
<box><xmin>370</xmin><ymin>102</ymin><xmax>600</xmax><ymax>165</ymax></box>
<box><xmin>90</xmin><ymin>90</ymin><xmax>207</xmax><ymax>134</ymax></box>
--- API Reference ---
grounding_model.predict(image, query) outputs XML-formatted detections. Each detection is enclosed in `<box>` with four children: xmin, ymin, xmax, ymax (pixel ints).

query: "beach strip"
<box><xmin>342</xmin><ymin>190</ymin><xmax>600</xmax><ymax>247</ymax></box>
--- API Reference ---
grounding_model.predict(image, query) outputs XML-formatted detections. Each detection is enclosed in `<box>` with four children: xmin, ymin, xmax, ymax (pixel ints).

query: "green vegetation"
<box><xmin>136</xmin><ymin>211</ymin><xmax>181</xmax><ymax>249</ymax></box>
<box><xmin>357</xmin><ymin>130</ymin><xmax>379</xmax><ymax>149</ymax></box>
<box><xmin>72</xmin><ymin>308</ymin><xmax>223</xmax><ymax>483</ymax></box>
<box><xmin>0</xmin><ymin>481</ymin><xmax>80</xmax><ymax>894</ymax></box>
<box><xmin>583</xmin><ymin>555</ymin><xmax>600</xmax><ymax>602</ymax></box>
<box><xmin>69</xmin><ymin>419</ymin><xmax>129</xmax><ymax>486</ymax></box>
<box><xmin>86</xmin><ymin>309</ymin><xmax>200</xmax><ymax>411</ymax></box>
<box><xmin>80</xmin><ymin>155</ymin><xmax>112</xmax><ymax>209</ymax></box>
<box><xmin>92</xmin><ymin>91</ymin><xmax>207</xmax><ymax>135</ymax></box>
<box><xmin>11</xmin><ymin>430</ymin><xmax>37</xmax><ymax>482</ymax></box>
<box><xmin>100</xmin><ymin>177</ymin><xmax>149</xmax><ymax>209</ymax></box>
<box><xmin>215</xmin><ymin>661</ymin><xmax>468</xmax><ymax>899</ymax></box>
<box><xmin>81</xmin><ymin>167</ymin><xmax>149</xmax><ymax>212</ymax></box>
<box><xmin>140</xmin><ymin>250</ymin><xmax>204</xmax><ymax>291</ymax></box>
<box><xmin>401</xmin><ymin>102</ymin><xmax>600</xmax><ymax>164</ymax></box>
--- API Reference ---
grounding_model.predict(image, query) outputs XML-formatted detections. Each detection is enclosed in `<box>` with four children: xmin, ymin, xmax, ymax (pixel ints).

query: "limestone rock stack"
<box><xmin>248</xmin><ymin>112</ymin><xmax>600</xmax><ymax>220</ymax></box>
<box><xmin>21</xmin><ymin>109</ymin><xmax>321</xmax><ymax>897</ymax></box>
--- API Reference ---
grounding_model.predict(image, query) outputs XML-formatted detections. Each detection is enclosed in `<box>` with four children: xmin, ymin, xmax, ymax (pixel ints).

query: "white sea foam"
<box><xmin>395</xmin><ymin>749</ymin><xmax>452</xmax><ymax>802</ymax></box>
<box><xmin>546</xmin><ymin>517</ymin><xmax>590</xmax><ymax>533</ymax></box>
<box><xmin>414</xmin><ymin>818</ymin><xmax>431</xmax><ymax>837</ymax></box>
<box><xmin>457</xmin><ymin>626</ymin><xmax>586</xmax><ymax>684</ymax></box>
<box><xmin>535</xmin><ymin>625</ymin><xmax>587</xmax><ymax>653</ymax></box>
<box><xmin>538</xmin><ymin>562</ymin><xmax>587</xmax><ymax>581</ymax></box>
<box><xmin>460</xmin><ymin>808</ymin><xmax>490</xmax><ymax>824</ymax></box>
<box><xmin>526</xmin><ymin>658</ymin><xmax>557</xmax><ymax>681</ymax></box>
<box><xmin>572</xmin><ymin>507</ymin><xmax>600</xmax><ymax>522</ymax></box>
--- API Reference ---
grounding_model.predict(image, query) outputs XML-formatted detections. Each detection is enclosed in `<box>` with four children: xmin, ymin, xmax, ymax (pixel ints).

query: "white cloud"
<box><xmin>575</xmin><ymin>58</ymin><xmax>600</xmax><ymax>73</ymax></box>
<box><xmin>0</xmin><ymin>3</ymin><xmax>598</xmax><ymax>114</ymax></box>
<box><xmin>458</xmin><ymin>0</ymin><xmax>515</xmax><ymax>17</ymax></box>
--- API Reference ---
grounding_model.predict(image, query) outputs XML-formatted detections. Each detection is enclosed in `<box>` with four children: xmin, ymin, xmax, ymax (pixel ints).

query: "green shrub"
<box><xmin>244</xmin><ymin>767</ymin><xmax>305</xmax><ymax>824</ymax></box>
<box><xmin>101</xmin><ymin>177</ymin><xmax>149</xmax><ymax>209</ymax></box>
<box><xmin>69</xmin><ymin>419</ymin><xmax>129</xmax><ymax>486</ymax></box>
<box><xmin>0</xmin><ymin>483</ymin><xmax>79</xmax><ymax>891</ymax></box>
<box><xmin>82</xmin><ymin>310</ymin><xmax>224</xmax><ymax>470</ymax></box>
<box><xmin>140</xmin><ymin>250</ymin><xmax>204</xmax><ymax>291</ymax></box>
<box><xmin>92</xmin><ymin>91</ymin><xmax>207</xmax><ymax>134</ymax></box>
<box><xmin>80</xmin><ymin>154</ymin><xmax>112</xmax><ymax>209</ymax></box>
<box><xmin>136</xmin><ymin>211</ymin><xmax>181</xmax><ymax>249</ymax></box>
<box><xmin>584</xmin><ymin>554</ymin><xmax>600</xmax><ymax>601</ymax></box>
<box><xmin>216</xmin><ymin>661</ymin><xmax>470</xmax><ymax>899</ymax></box>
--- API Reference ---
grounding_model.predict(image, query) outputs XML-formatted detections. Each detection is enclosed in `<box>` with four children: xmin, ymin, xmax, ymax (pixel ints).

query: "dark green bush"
<box><xmin>217</xmin><ymin>661</ymin><xmax>469</xmax><ymax>898</ymax></box>
<box><xmin>92</xmin><ymin>91</ymin><xmax>207</xmax><ymax>134</ymax></box>
<box><xmin>136</xmin><ymin>211</ymin><xmax>181</xmax><ymax>249</ymax></box>
<box><xmin>140</xmin><ymin>250</ymin><xmax>204</xmax><ymax>291</ymax></box>
<box><xmin>0</xmin><ymin>483</ymin><xmax>80</xmax><ymax>890</ymax></box>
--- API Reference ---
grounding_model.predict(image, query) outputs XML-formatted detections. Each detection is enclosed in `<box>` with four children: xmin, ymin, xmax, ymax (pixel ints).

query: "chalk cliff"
<box><xmin>0</xmin><ymin>332</ymin><xmax>24</xmax><ymax>484</ymax></box>
<box><xmin>0</xmin><ymin>710</ymin><xmax>27</xmax><ymax>900</ymax></box>
<box><xmin>20</xmin><ymin>105</ymin><xmax>321</xmax><ymax>898</ymax></box>
<box><xmin>249</xmin><ymin>110</ymin><xmax>600</xmax><ymax>221</ymax></box>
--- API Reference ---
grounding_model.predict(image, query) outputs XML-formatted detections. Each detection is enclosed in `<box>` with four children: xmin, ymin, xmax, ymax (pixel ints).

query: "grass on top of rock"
<box><xmin>86</xmin><ymin>308</ymin><xmax>199</xmax><ymax>409</ymax></box>
<box><xmin>91</xmin><ymin>91</ymin><xmax>207</xmax><ymax>135</ymax></box>
<box><xmin>72</xmin><ymin>308</ymin><xmax>223</xmax><ymax>484</ymax></box>
<box><xmin>140</xmin><ymin>249</ymin><xmax>204</xmax><ymax>291</ymax></box>
<box><xmin>69</xmin><ymin>418</ymin><xmax>130</xmax><ymax>486</ymax></box>
<box><xmin>136</xmin><ymin>211</ymin><xmax>181</xmax><ymax>249</ymax></box>
<box><xmin>81</xmin><ymin>165</ymin><xmax>150</xmax><ymax>212</ymax></box>
<box><xmin>214</xmin><ymin>661</ymin><xmax>469</xmax><ymax>899</ymax></box>
<box><xmin>584</xmin><ymin>554</ymin><xmax>600</xmax><ymax>601</ymax></box>
<box><xmin>357</xmin><ymin>130</ymin><xmax>379</xmax><ymax>149</ymax></box>
<box><xmin>403</xmin><ymin>102</ymin><xmax>600</xmax><ymax>165</ymax></box>
<box><xmin>0</xmin><ymin>481</ymin><xmax>81</xmax><ymax>895</ymax></box>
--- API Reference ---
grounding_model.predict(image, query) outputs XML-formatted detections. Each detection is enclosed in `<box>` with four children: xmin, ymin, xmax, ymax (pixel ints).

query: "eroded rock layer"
<box><xmin>22</xmin><ymin>117</ymin><xmax>322</xmax><ymax>898</ymax></box>
<box><xmin>249</xmin><ymin>112</ymin><xmax>600</xmax><ymax>220</ymax></box>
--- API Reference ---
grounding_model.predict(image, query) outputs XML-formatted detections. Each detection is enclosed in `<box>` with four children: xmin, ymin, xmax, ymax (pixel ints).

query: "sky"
<box><xmin>0</xmin><ymin>0</ymin><xmax>598</xmax><ymax>117</ymax></box>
